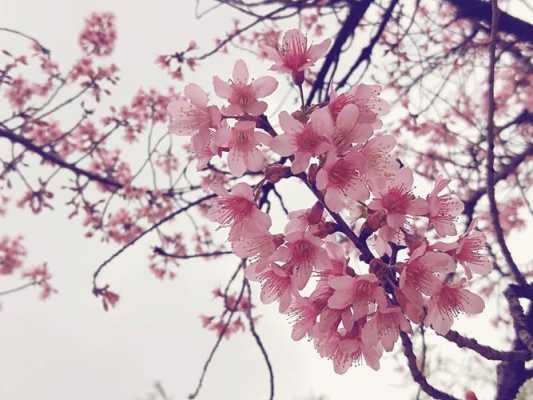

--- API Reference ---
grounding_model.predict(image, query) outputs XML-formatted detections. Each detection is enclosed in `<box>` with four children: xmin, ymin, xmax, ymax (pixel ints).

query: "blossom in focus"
<box><xmin>426</xmin><ymin>278</ymin><xmax>485</xmax><ymax>335</ymax></box>
<box><xmin>261</xmin><ymin>29</ymin><xmax>331</xmax><ymax>84</ymax></box>
<box><xmin>213</xmin><ymin>59</ymin><xmax>278</xmax><ymax>116</ymax></box>
<box><xmin>270</xmin><ymin>110</ymin><xmax>332</xmax><ymax>173</ymax></box>
<box><xmin>215</xmin><ymin>120</ymin><xmax>271</xmax><ymax>177</ymax></box>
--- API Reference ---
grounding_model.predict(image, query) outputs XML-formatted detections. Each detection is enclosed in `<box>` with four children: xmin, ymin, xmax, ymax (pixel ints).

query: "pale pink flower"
<box><xmin>213</xmin><ymin>59</ymin><xmax>278</xmax><ymax>116</ymax></box>
<box><xmin>270</xmin><ymin>111</ymin><xmax>332</xmax><ymax>173</ymax></box>
<box><xmin>327</xmin><ymin>274</ymin><xmax>388</xmax><ymax>321</ymax></box>
<box><xmin>433</xmin><ymin>220</ymin><xmax>491</xmax><ymax>279</ymax></box>
<box><xmin>247</xmin><ymin>262</ymin><xmax>293</xmax><ymax>312</ymax></box>
<box><xmin>261</xmin><ymin>29</ymin><xmax>331</xmax><ymax>83</ymax></box>
<box><xmin>317</xmin><ymin>325</ymin><xmax>382</xmax><ymax>373</ymax></box>
<box><xmin>316</xmin><ymin>150</ymin><xmax>369</xmax><ymax>212</ymax></box>
<box><xmin>330</xmin><ymin>103</ymin><xmax>374</xmax><ymax>154</ymax></box>
<box><xmin>191</xmin><ymin>128</ymin><xmax>217</xmax><ymax>169</ymax></box>
<box><xmin>271</xmin><ymin>230</ymin><xmax>329</xmax><ymax>290</ymax></box>
<box><xmin>288</xmin><ymin>297</ymin><xmax>320</xmax><ymax>340</ymax></box>
<box><xmin>427</xmin><ymin>178</ymin><xmax>464</xmax><ymax>237</ymax></box>
<box><xmin>399</xmin><ymin>251</ymin><xmax>455</xmax><ymax>305</ymax></box>
<box><xmin>215</xmin><ymin>120</ymin><xmax>271</xmax><ymax>176</ymax></box>
<box><xmin>368</xmin><ymin>168</ymin><xmax>429</xmax><ymax>229</ymax></box>
<box><xmin>207</xmin><ymin>182</ymin><xmax>271</xmax><ymax>241</ymax></box>
<box><xmin>358</xmin><ymin>134</ymin><xmax>399</xmax><ymax>189</ymax></box>
<box><xmin>328</xmin><ymin>84</ymin><xmax>389</xmax><ymax>127</ymax></box>
<box><xmin>426</xmin><ymin>278</ymin><xmax>484</xmax><ymax>335</ymax></box>
<box><xmin>362</xmin><ymin>306</ymin><xmax>411</xmax><ymax>351</ymax></box>
<box><xmin>284</xmin><ymin>202</ymin><xmax>324</xmax><ymax>234</ymax></box>
<box><xmin>167</xmin><ymin>84</ymin><xmax>221</xmax><ymax>135</ymax></box>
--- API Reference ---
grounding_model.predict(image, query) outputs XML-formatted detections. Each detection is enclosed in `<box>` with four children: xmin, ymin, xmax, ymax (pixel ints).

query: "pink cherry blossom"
<box><xmin>368</xmin><ymin>168</ymin><xmax>428</xmax><ymax>229</ymax></box>
<box><xmin>271</xmin><ymin>229</ymin><xmax>329</xmax><ymax>290</ymax></box>
<box><xmin>358</xmin><ymin>134</ymin><xmax>399</xmax><ymax>189</ymax></box>
<box><xmin>362</xmin><ymin>306</ymin><xmax>412</xmax><ymax>351</ymax></box>
<box><xmin>213</xmin><ymin>59</ymin><xmax>278</xmax><ymax>116</ymax></box>
<box><xmin>288</xmin><ymin>297</ymin><xmax>321</xmax><ymax>340</ymax></box>
<box><xmin>270</xmin><ymin>111</ymin><xmax>332</xmax><ymax>174</ymax></box>
<box><xmin>327</xmin><ymin>274</ymin><xmax>388</xmax><ymax>321</ymax></box>
<box><xmin>215</xmin><ymin>120</ymin><xmax>271</xmax><ymax>177</ymax></box>
<box><xmin>399</xmin><ymin>250</ymin><xmax>455</xmax><ymax>305</ymax></box>
<box><xmin>316</xmin><ymin>150</ymin><xmax>370</xmax><ymax>212</ymax></box>
<box><xmin>261</xmin><ymin>29</ymin><xmax>331</xmax><ymax>83</ymax></box>
<box><xmin>247</xmin><ymin>262</ymin><xmax>293</xmax><ymax>312</ymax></box>
<box><xmin>427</xmin><ymin>178</ymin><xmax>464</xmax><ymax>237</ymax></box>
<box><xmin>207</xmin><ymin>182</ymin><xmax>271</xmax><ymax>241</ymax></box>
<box><xmin>433</xmin><ymin>220</ymin><xmax>491</xmax><ymax>279</ymax></box>
<box><xmin>426</xmin><ymin>278</ymin><xmax>485</xmax><ymax>335</ymax></box>
<box><xmin>328</xmin><ymin>85</ymin><xmax>389</xmax><ymax>126</ymax></box>
<box><xmin>167</xmin><ymin>84</ymin><xmax>221</xmax><ymax>135</ymax></box>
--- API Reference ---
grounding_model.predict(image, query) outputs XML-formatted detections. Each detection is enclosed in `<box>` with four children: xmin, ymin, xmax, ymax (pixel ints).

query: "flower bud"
<box><xmin>265</xmin><ymin>164</ymin><xmax>291</xmax><ymax>183</ymax></box>
<box><xmin>308</xmin><ymin>201</ymin><xmax>324</xmax><ymax>225</ymax></box>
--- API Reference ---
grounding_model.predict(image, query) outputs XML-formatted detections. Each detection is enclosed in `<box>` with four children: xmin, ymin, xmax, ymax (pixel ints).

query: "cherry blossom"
<box><xmin>316</xmin><ymin>149</ymin><xmax>369</xmax><ymax>212</ymax></box>
<box><xmin>167</xmin><ymin>84</ymin><xmax>221</xmax><ymax>135</ymax></box>
<box><xmin>426</xmin><ymin>278</ymin><xmax>485</xmax><ymax>335</ymax></box>
<box><xmin>261</xmin><ymin>29</ymin><xmax>331</xmax><ymax>84</ymax></box>
<box><xmin>270</xmin><ymin>110</ymin><xmax>332</xmax><ymax>173</ymax></box>
<box><xmin>207</xmin><ymin>182</ymin><xmax>271</xmax><ymax>241</ymax></box>
<box><xmin>213</xmin><ymin>59</ymin><xmax>278</xmax><ymax>116</ymax></box>
<box><xmin>215</xmin><ymin>120</ymin><xmax>271</xmax><ymax>177</ymax></box>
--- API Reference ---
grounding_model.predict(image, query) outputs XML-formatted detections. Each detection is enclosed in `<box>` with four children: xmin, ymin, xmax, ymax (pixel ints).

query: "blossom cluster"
<box><xmin>166</xmin><ymin>28</ymin><xmax>492</xmax><ymax>373</ymax></box>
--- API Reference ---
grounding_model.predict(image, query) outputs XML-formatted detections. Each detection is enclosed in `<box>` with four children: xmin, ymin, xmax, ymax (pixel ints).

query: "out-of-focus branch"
<box><xmin>445</xmin><ymin>0</ymin><xmax>533</xmax><ymax>44</ymax></box>
<box><xmin>462</xmin><ymin>142</ymin><xmax>533</xmax><ymax>223</ymax></box>
<box><xmin>0</xmin><ymin>126</ymin><xmax>122</xmax><ymax>189</ymax></box>
<box><xmin>485</xmin><ymin>0</ymin><xmax>528</xmax><ymax>287</ymax></box>
<box><xmin>153</xmin><ymin>247</ymin><xmax>233</xmax><ymax>259</ymax></box>
<box><xmin>92</xmin><ymin>194</ymin><xmax>215</xmax><ymax>290</ymax></box>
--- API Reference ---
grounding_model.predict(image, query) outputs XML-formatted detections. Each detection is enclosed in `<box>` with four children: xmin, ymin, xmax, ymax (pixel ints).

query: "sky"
<box><xmin>0</xmin><ymin>1</ymin><xmax>531</xmax><ymax>400</ymax></box>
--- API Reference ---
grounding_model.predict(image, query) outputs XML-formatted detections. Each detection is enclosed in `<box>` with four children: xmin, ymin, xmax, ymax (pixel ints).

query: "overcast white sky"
<box><xmin>0</xmin><ymin>1</ymin><xmax>531</xmax><ymax>400</ymax></box>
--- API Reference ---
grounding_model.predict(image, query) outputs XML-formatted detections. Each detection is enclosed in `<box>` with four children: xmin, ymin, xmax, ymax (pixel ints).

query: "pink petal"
<box><xmin>184</xmin><ymin>83</ymin><xmax>208</xmax><ymax>107</ymax></box>
<box><xmin>252</xmin><ymin>76</ymin><xmax>278</xmax><ymax>98</ymax></box>
<box><xmin>270</xmin><ymin>134</ymin><xmax>296</xmax><ymax>157</ymax></box>
<box><xmin>213</xmin><ymin>76</ymin><xmax>232</xmax><ymax>99</ymax></box>
<box><xmin>279</xmin><ymin>111</ymin><xmax>303</xmax><ymax>134</ymax></box>
<box><xmin>325</xmin><ymin>187</ymin><xmax>344</xmax><ymax>212</ymax></box>
<box><xmin>232</xmin><ymin>59</ymin><xmax>249</xmax><ymax>83</ymax></box>
<box><xmin>246</xmin><ymin>101</ymin><xmax>268</xmax><ymax>116</ymax></box>
<box><xmin>308</xmin><ymin>38</ymin><xmax>331</xmax><ymax>62</ymax></box>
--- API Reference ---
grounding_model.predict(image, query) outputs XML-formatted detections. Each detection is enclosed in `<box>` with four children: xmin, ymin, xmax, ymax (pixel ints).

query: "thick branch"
<box><xmin>0</xmin><ymin>126</ymin><xmax>122</xmax><ymax>189</ymax></box>
<box><xmin>400</xmin><ymin>332</ymin><xmax>459</xmax><ymax>400</ymax></box>
<box><xmin>336</xmin><ymin>0</ymin><xmax>399</xmax><ymax>89</ymax></box>
<box><xmin>445</xmin><ymin>0</ymin><xmax>533</xmax><ymax>44</ymax></box>
<box><xmin>306</xmin><ymin>0</ymin><xmax>373</xmax><ymax>106</ymax></box>
<box><xmin>442</xmin><ymin>329</ymin><xmax>530</xmax><ymax>361</ymax></box>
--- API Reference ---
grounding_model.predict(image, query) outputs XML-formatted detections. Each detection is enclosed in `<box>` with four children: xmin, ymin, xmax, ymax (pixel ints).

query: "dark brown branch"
<box><xmin>153</xmin><ymin>247</ymin><xmax>233</xmax><ymax>259</ymax></box>
<box><xmin>244</xmin><ymin>280</ymin><xmax>274</xmax><ymax>400</ymax></box>
<box><xmin>445</xmin><ymin>0</ymin><xmax>533</xmax><ymax>44</ymax></box>
<box><xmin>442</xmin><ymin>329</ymin><xmax>531</xmax><ymax>361</ymax></box>
<box><xmin>336</xmin><ymin>0</ymin><xmax>399</xmax><ymax>89</ymax></box>
<box><xmin>400</xmin><ymin>332</ymin><xmax>459</xmax><ymax>400</ymax></box>
<box><xmin>485</xmin><ymin>2</ymin><xmax>528</xmax><ymax>287</ymax></box>
<box><xmin>306</xmin><ymin>0</ymin><xmax>373</xmax><ymax>106</ymax></box>
<box><xmin>463</xmin><ymin>142</ymin><xmax>533</xmax><ymax>223</ymax></box>
<box><xmin>0</xmin><ymin>126</ymin><xmax>122</xmax><ymax>190</ymax></box>
<box><xmin>92</xmin><ymin>194</ymin><xmax>215</xmax><ymax>289</ymax></box>
<box><xmin>188</xmin><ymin>272</ymin><xmax>246</xmax><ymax>399</ymax></box>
